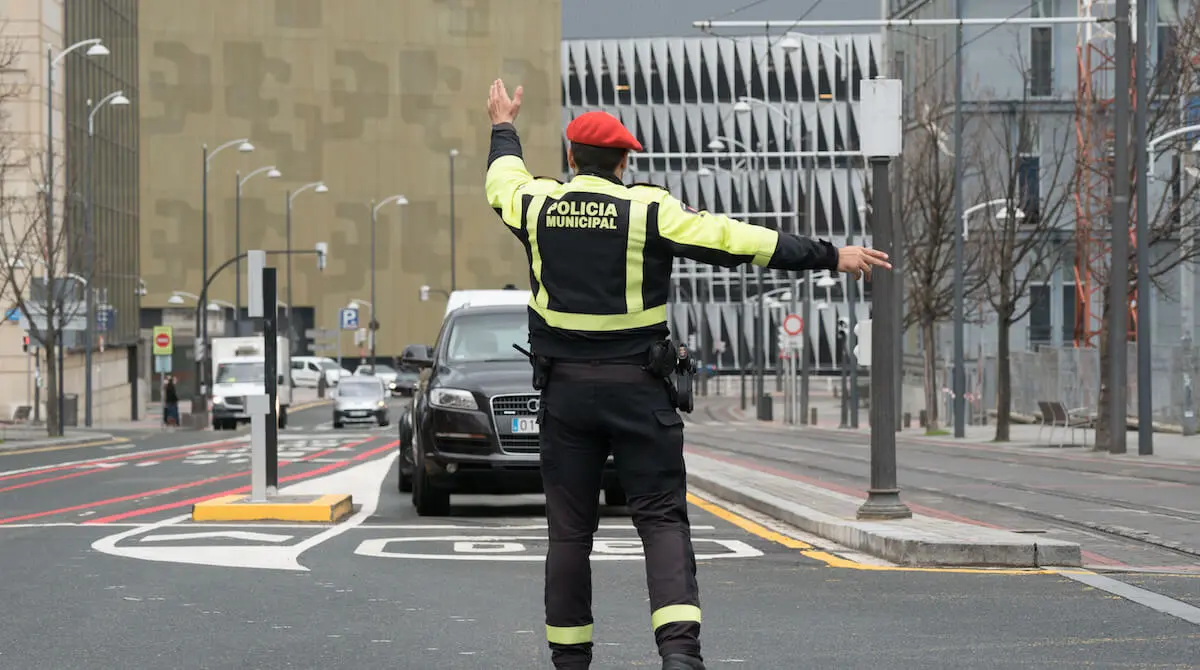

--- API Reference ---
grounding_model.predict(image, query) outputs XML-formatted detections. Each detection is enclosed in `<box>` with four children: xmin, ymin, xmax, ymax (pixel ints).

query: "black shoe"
<box><xmin>662</xmin><ymin>654</ymin><xmax>705</xmax><ymax>670</ymax></box>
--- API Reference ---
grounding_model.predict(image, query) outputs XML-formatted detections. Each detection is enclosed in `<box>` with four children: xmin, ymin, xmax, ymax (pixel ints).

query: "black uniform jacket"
<box><xmin>485</xmin><ymin>122</ymin><xmax>839</xmax><ymax>360</ymax></box>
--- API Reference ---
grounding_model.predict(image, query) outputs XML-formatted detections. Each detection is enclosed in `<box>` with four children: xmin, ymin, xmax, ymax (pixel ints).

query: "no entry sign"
<box><xmin>783</xmin><ymin>314</ymin><xmax>803</xmax><ymax>336</ymax></box>
<box><xmin>152</xmin><ymin>325</ymin><xmax>174</xmax><ymax>356</ymax></box>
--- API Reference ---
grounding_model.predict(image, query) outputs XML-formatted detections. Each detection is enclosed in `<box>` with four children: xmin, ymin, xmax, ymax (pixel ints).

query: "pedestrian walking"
<box><xmin>483</xmin><ymin>79</ymin><xmax>889</xmax><ymax>670</ymax></box>
<box><xmin>163</xmin><ymin>375</ymin><xmax>179</xmax><ymax>427</ymax></box>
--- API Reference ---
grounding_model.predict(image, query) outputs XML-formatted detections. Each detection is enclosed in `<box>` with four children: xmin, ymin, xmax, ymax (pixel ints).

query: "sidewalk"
<box><xmin>685</xmin><ymin>449</ymin><xmax>1082</xmax><ymax>567</ymax></box>
<box><xmin>0</xmin><ymin>427</ymin><xmax>116</xmax><ymax>450</ymax></box>
<box><xmin>694</xmin><ymin>387</ymin><xmax>1200</xmax><ymax>467</ymax></box>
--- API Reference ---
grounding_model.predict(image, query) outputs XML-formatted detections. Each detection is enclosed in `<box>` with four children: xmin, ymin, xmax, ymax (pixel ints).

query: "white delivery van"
<box><xmin>210</xmin><ymin>336</ymin><xmax>292</xmax><ymax>430</ymax></box>
<box><xmin>291</xmin><ymin>356</ymin><xmax>346</xmax><ymax>388</ymax></box>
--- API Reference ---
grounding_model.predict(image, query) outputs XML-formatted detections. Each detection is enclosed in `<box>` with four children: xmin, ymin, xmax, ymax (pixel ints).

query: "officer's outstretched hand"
<box><xmin>837</xmin><ymin>246</ymin><xmax>892</xmax><ymax>280</ymax></box>
<box><xmin>488</xmin><ymin>79</ymin><xmax>523</xmax><ymax>125</ymax></box>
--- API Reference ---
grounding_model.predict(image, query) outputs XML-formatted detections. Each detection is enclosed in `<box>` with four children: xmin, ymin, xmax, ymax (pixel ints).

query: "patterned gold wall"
<box><xmin>138</xmin><ymin>0</ymin><xmax>562</xmax><ymax>356</ymax></box>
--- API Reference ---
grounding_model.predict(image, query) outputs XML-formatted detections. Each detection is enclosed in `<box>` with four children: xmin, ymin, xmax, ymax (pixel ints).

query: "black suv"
<box><xmin>398</xmin><ymin>304</ymin><xmax>623</xmax><ymax>516</ymax></box>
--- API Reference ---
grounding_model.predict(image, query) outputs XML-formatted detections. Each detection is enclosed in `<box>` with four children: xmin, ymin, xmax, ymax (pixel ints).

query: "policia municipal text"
<box><xmin>484</xmin><ymin>80</ymin><xmax>890</xmax><ymax>670</ymax></box>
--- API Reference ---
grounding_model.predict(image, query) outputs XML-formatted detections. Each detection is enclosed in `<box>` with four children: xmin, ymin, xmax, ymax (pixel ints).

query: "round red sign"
<box><xmin>783</xmin><ymin>314</ymin><xmax>803</xmax><ymax>336</ymax></box>
<box><xmin>155</xmin><ymin>333</ymin><xmax>171</xmax><ymax>348</ymax></box>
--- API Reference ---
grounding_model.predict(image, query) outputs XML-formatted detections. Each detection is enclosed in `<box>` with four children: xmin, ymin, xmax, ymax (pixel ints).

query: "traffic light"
<box><xmin>22</xmin><ymin>335</ymin><xmax>28</xmax><ymax>353</ymax></box>
<box><xmin>853</xmin><ymin>319</ymin><xmax>872</xmax><ymax>367</ymax></box>
<box><xmin>419</xmin><ymin>285</ymin><xmax>430</xmax><ymax>302</ymax></box>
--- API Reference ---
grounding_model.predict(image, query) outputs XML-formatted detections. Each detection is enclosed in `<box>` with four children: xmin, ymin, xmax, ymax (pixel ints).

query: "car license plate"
<box><xmin>350</xmin><ymin>411</ymin><xmax>368</xmax><ymax>417</ymax></box>
<box><xmin>511</xmin><ymin>417</ymin><xmax>539</xmax><ymax>434</ymax></box>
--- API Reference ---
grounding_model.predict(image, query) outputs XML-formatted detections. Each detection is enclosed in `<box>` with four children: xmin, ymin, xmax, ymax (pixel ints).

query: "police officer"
<box><xmin>484</xmin><ymin>79</ymin><xmax>890</xmax><ymax>670</ymax></box>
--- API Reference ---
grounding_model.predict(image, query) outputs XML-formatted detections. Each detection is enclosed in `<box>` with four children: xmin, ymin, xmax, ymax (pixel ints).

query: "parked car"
<box><xmin>355</xmin><ymin>363</ymin><xmax>400</xmax><ymax>395</ymax></box>
<box><xmin>332</xmin><ymin>376</ymin><xmax>390</xmax><ymax>428</ymax></box>
<box><xmin>291</xmin><ymin>356</ymin><xmax>346</xmax><ymax>388</ymax></box>
<box><xmin>398</xmin><ymin>304</ymin><xmax>624</xmax><ymax>515</ymax></box>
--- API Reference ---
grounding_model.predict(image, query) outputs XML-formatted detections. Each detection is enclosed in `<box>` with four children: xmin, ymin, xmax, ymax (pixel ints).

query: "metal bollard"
<box><xmin>810</xmin><ymin>407</ymin><xmax>818</xmax><ymax>425</ymax></box>
<box><xmin>904</xmin><ymin>412</ymin><xmax>912</xmax><ymax>428</ymax></box>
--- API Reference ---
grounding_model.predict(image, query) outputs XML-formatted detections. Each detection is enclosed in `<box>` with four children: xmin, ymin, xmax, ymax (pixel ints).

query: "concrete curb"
<box><xmin>686</xmin><ymin>465</ymin><xmax>1082</xmax><ymax>568</ymax></box>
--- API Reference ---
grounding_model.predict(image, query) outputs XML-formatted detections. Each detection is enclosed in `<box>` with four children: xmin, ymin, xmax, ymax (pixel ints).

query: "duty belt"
<box><xmin>549</xmin><ymin>360</ymin><xmax>657</xmax><ymax>384</ymax></box>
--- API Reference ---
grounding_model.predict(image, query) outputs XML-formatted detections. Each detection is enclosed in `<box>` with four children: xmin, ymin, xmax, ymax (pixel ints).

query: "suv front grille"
<box><xmin>490</xmin><ymin>393</ymin><xmax>541</xmax><ymax>454</ymax></box>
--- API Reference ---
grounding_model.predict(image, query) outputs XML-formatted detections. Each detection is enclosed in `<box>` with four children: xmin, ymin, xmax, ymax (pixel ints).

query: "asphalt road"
<box><xmin>1</xmin><ymin>399</ymin><xmax>1198</xmax><ymax>668</ymax></box>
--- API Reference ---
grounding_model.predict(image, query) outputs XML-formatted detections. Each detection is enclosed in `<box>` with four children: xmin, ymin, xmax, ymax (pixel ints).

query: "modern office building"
<box><xmin>0</xmin><ymin>0</ymin><xmax>140</xmax><ymax>424</ymax></box>
<box><xmin>560</xmin><ymin>34</ymin><xmax>882</xmax><ymax>372</ymax></box>
<box><xmin>137</xmin><ymin>0</ymin><xmax>562</xmax><ymax>392</ymax></box>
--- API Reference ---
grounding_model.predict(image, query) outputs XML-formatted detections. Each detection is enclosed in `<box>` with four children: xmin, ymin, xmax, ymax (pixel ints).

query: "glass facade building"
<box><xmin>561</xmin><ymin>35</ymin><xmax>882</xmax><ymax>372</ymax></box>
<box><xmin>65</xmin><ymin>0</ymin><xmax>140</xmax><ymax>348</ymax></box>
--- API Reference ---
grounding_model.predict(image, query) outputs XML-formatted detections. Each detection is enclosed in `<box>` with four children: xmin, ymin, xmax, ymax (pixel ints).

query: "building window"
<box><xmin>1029</xmin><ymin>26</ymin><xmax>1053</xmax><ymax>96</ymax></box>
<box><xmin>1017</xmin><ymin>153</ymin><xmax>1041</xmax><ymax>223</ymax></box>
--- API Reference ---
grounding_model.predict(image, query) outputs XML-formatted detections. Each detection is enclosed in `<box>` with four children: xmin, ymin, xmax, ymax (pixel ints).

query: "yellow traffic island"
<box><xmin>191</xmin><ymin>493</ymin><xmax>354</xmax><ymax>523</ymax></box>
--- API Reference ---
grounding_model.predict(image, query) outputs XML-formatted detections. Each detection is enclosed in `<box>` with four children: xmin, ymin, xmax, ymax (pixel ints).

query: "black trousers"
<box><xmin>539</xmin><ymin>363</ymin><xmax>702</xmax><ymax>669</ymax></box>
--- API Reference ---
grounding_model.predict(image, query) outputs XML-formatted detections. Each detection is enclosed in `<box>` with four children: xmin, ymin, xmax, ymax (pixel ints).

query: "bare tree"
<box><xmin>1090</xmin><ymin>6</ymin><xmax>1200</xmax><ymax>450</ymax></box>
<box><xmin>973</xmin><ymin>76</ymin><xmax>1076</xmax><ymax>442</ymax></box>
<box><xmin>899</xmin><ymin>79</ymin><xmax>989</xmax><ymax>433</ymax></box>
<box><xmin>0</xmin><ymin>26</ymin><xmax>89</xmax><ymax>437</ymax></box>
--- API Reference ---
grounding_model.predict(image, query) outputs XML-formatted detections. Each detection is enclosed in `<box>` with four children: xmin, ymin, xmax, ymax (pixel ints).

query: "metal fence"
<box><xmin>906</xmin><ymin>343</ymin><xmax>1200</xmax><ymax>426</ymax></box>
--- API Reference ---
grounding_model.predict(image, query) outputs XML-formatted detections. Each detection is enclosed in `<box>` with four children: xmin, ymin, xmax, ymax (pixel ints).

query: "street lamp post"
<box><xmin>196</xmin><ymin>138</ymin><xmax>254</xmax><ymax>416</ymax></box>
<box><xmin>235</xmin><ymin>165</ymin><xmax>281</xmax><ymax>334</ymax></box>
<box><xmin>83</xmin><ymin>90</ymin><xmax>130</xmax><ymax>428</ymax></box>
<box><xmin>449</xmin><ymin>149</ymin><xmax>459</xmax><ymax>291</ymax></box>
<box><xmin>47</xmin><ymin>38</ymin><xmax>108</xmax><ymax>436</ymax></box>
<box><xmin>370</xmin><ymin>195</ymin><xmax>409</xmax><ymax>372</ymax></box>
<box><xmin>285</xmin><ymin>181</ymin><xmax>329</xmax><ymax>350</ymax></box>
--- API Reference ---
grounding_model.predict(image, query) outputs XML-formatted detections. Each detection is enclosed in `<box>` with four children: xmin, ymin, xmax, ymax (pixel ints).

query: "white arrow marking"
<box><xmin>139</xmin><ymin>531</ymin><xmax>294</xmax><ymax>544</ymax></box>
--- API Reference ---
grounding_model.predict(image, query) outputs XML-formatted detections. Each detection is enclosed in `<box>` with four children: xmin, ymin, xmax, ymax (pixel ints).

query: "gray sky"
<box><xmin>562</xmin><ymin>0</ymin><xmax>888</xmax><ymax>39</ymax></box>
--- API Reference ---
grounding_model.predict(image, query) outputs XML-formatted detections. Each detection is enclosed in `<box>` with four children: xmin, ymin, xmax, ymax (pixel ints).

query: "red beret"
<box><xmin>565</xmin><ymin>111</ymin><xmax>643</xmax><ymax>152</ymax></box>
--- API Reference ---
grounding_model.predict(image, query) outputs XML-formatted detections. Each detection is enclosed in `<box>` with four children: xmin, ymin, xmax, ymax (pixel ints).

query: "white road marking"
<box><xmin>1058</xmin><ymin>569</ymin><xmax>1200</xmax><ymax>626</ymax></box>
<box><xmin>90</xmin><ymin>452</ymin><xmax>397</xmax><ymax>571</ymax></box>
<box><xmin>354</xmin><ymin>535</ymin><xmax>763</xmax><ymax>562</ymax></box>
<box><xmin>139</xmin><ymin>531</ymin><xmax>293</xmax><ymax>544</ymax></box>
<box><xmin>0</xmin><ymin>435</ymin><xmax>250</xmax><ymax>478</ymax></box>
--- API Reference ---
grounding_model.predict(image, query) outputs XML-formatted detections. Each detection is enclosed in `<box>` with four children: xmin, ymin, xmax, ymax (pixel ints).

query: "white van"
<box><xmin>291</xmin><ymin>356</ymin><xmax>346</xmax><ymax>388</ymax></box>
<box><xmin>442</xmin><ymin>287</ymin><xmax>532</xmax><ymax>318</ymax></box>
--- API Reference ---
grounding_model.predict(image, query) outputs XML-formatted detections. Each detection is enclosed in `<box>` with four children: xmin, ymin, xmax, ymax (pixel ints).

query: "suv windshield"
<box><xmin>338</xmin><ymin>382</ymin><xmax>381</xmax><ymax>398</ymax></box>
<box><xmin>216</xmin><ymin>361</ymin><xmax>264</xmax><ymax>384</ymax></box>
<box><xmin>445</xmin><ymin>311</ymin><xmax>528</xmax><ymax>363</ymax></box>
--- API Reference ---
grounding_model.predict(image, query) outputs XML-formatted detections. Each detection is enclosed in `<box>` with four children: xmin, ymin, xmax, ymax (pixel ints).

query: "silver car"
<box><xmin>332</xmin><ymin>377</ymin><xmax>390</xmax><ymax>428</ymax></box>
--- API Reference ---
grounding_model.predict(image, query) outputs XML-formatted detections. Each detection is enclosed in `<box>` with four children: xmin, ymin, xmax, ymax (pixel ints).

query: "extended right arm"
<box><xmin>641</xmin><ymin>187</ymin><xmax>839</xmax><ymax>272</ymax></box>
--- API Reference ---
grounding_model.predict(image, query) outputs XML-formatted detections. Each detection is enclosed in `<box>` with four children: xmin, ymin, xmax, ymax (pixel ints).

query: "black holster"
<box><xmin>643</xmin><ymin>339</ymin><xmax>698</xmax><ymax>413</ymax></box>
<box><xmin>514</xmin><ymin>344</ymin><xmax>553</xmax><ymax>391</ymax></box>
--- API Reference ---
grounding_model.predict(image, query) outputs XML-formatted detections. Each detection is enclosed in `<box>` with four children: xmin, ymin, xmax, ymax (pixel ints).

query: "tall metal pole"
<box><xmin>46</xmin><ymin>46</ymin><xmax>66</xmax><ymax>436</ymax></box>
<box><xmin>843</xmin><ymin>41</ymin><xmax>860</xmax><ymax>429</ymax></box>
<box><xmin>856</xmin><ymin>156</ymin><xmax>911</xmax><ymax>519</ymax></box>
<box><xmin>1109</xmin><ymin>0</ymin><xmax>1132</xmax><ymax>454</ymax></box>
<box><xmin>1134</xmin><ymin>0</ymin><xmax>1152</xmax><ymax>456</ymax></box>
<box><xmin>370</xmin><ymin>203</ymin><xmax>377</xmax><ymax>373</ymax></box>
<box><xmin>449</xmin><ymin>149</ymin><xmax>458</xmax><ymax>291</ymax></box>
<box><xmin>800</xmin><ymin>125</ymin><xmax>815</xmax><ymax>423</ymax></box>
<box><xmin>286</xmin><ymin>190</ymin><xmax>293</xmax><ymax>350</ymax></box>
<box><xmin>234</xmin><ymin>171</ymin><xmax>242</xmax><ymax>336</ymax></box>
<box><xmin>951</xmin><ymin>0</ymin><xmax>966</xmax><ymax>438</ymax></box>
<box><xmin>739</xmin><ymin>265</ymin><xmax>747</xmax><ymax>411</ymax></box>
<box><xmin>755</xmin><ymin>153</ymin><xmax>767</xmax><ymax>419</ymax></box>
<box><xmin>197</xmin><ymin>144</ymin><xmax>209</xmax><ymax>414</ymax></box>
<box><xmin>84</xmin><ymin>111</ymin><xmax>95</xmax><ymax>427</ymax></box>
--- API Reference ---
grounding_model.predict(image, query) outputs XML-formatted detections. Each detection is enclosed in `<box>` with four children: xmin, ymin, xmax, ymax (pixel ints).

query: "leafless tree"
<box><xmin>0</xmin><ymin>26</ymin><xmax>90</xmax><ymax>437</ymax></box>
<box><xmin>1090</xmin><ymin>5</ymin><xmax>1200</xmax><ymax>450</ymax></box>
<box><xmin>898</xmin><ymin>73</ymin><xmax>989</xmax><ymax>433</ymax></box>
<box><xmin>973</xmin><ymin>73</ymin><xmax>1076</xmax><ymax>442</ymax></box>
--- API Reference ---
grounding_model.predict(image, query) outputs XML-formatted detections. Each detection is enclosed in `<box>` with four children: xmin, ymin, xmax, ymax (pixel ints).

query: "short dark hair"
<box><xmin>570</xmin><ymin>142</ymin><xmax>627</xmax><ymax>174</ymax></box>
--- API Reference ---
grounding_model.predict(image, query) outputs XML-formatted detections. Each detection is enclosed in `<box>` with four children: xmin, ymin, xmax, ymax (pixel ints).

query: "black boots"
<box><xmin>662</xmin><ymin>654</ymin><xmax>706</xmax><ymax>670</ymax></box>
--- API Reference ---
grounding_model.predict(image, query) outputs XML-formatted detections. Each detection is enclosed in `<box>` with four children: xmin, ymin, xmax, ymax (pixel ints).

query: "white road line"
<box><xmin>0</xmin><ymin>435</ymin><xmax>249</xmax><ymax>478</ymax></box>
<box><xmin>1058</xmin><ymin>569</ymin><xmax>1200</xmax><ymax>626</ymax></box>
<box><xmin>2</xmin><ymin>523</ymin><xmax>710</xmax><ymax>533</ymax></box>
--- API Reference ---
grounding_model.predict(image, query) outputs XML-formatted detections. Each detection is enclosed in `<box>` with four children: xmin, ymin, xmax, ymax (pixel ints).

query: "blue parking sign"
<box><xmin>340</xmin><ymin>308</ymin><xmax>359</xmax><ymax>330</ymax></box>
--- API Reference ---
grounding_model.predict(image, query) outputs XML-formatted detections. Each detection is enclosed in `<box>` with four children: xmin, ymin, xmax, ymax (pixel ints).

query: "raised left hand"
<box><xmin>488</xmin><ymin>79</ymin><xmax>523</xmax><ymax>125</ymax></box>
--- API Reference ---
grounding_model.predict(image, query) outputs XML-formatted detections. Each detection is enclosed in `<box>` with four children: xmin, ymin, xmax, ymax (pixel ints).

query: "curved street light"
<box><xmin>284</xmin><ymin>181</ymin><xmax>329</xmax><ymax>343</ymax></box>
<box><xmin>84</xmin><ymin>89</ymin><xmax>132</xmax><ymax>428</ymax></box>
<box><xmin>47</xmin><ymin>38</ymin><xmax>108</xmax><ymax>436</ymax></box>
<box><xmin>961</xmin><ymin>199</ymin><xmax>1025</xmax><ymax>241</ymax></box>
<box><xmin>367</xmin><ymin>195</ymin><xmax>409</xmax><ymax>373</ymax></box>
<box><xmin>233</xmin><ymin>165</ymin><xmax>283</xmax><ymax>329</ymax></box>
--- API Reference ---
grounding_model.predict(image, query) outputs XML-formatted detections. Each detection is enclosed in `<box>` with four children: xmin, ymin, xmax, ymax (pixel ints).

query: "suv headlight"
<box><xmin>212</xmin><ymin>396</ymin><xmax>225</xmax><ymax>405</ymax></box>
<box><xmin>429</xmin><ymin>388</ymin><xmax>478</xmax><ymax>411</ymax></box>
